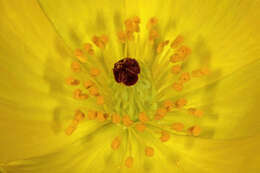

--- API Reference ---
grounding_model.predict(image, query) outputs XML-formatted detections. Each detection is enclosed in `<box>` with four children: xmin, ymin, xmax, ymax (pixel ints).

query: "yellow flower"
<box><xmin>0</xmin><ymin>0</ymin><xmax>260</xmax><ymax>173</ymax></box>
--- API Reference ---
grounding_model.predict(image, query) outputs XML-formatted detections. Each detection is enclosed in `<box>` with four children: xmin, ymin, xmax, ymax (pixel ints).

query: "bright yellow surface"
<box><xmin>0</xmin><ymin>0</ymin><xmax>260</xmax><ymax>172</ymax></box>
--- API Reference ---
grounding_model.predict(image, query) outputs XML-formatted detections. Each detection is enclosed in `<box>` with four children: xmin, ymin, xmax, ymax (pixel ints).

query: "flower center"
<box><xmin>113</xmin><ymin>57</ymin><xmax>140</xmax><ymax>86</ymax></box>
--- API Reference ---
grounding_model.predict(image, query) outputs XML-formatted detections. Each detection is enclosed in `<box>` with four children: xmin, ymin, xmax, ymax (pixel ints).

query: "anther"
<box><xmin>97</xmin><ymin>112</ymin><xmax>105</xmax><ymax>122</ymax></box>
<box><xmin>171</xmin><ymin>123</ymin><xmax>184</xmax><ymax>132</ymax></box>
<box><xmin>171</xmin><ymin>65</ymin><xmax>182</xmax><ymax>74</ymax></box>
<box><xmin>74</xmin><ymin>89</ymin><xmax>89</xmax><ymax>100</ymax></box>
<box><xmin>163</xmin><ymin>100</ymin><xmax>175</xmax><ymax>112</ymax></box>
<box><xmin>188</xmin><ymin>126</ymin><xmax>201</xmax><ymax>136</ymax></box>
<box><xmin>74</xmin><ymin>49</ymin><xmax>87</xmax><ymax>63</ymax></box>
<box><xmin>160</xmin><ymin>131</ymin><xmax>170</xmax><ymax>142</ymax></box>
<box><xmin>122</xmin><ymin>115</ymin><xmax>133</xmax><ymax>127</ymax></box>
<box><xmin>145</xmin><ymin>146</ymin><xmax>154</xmax><ymax>157</ymax></box>
<box><xmin>111</xmin><ymin>136</ymin><xmax>121</xmax><ymax>150</ymax></box>
<box><xmin>74</xmin><ymin>110</ymin><xmax>85</xmax><ymax>122</ymax></box>
<box><xmin>146</xmin><ymin>17</ymin><xmax>158</xmax><ymax>30</ymax></box>
<box><xmin>71</xmin><ymin>61</ymin><xmax>81</xmax><ymax>72</ymax></box>
<box><xmin>88</xmin><ymin>87</ymin><xmax>99</xmax><ymax>96</ymax></box>
<box><xmin>90</xmin><ymin>68</ymin><xmax>100</xmax><ymax>77</ymax></box>
<box><xmin>179</xmin><ymin>72</ymin><xmax>190</xmax><ymax>83</ymax></box>
<box><xmin>172</xmin><ymin>82</ymin><xmax>183</xmax><ymax>92</ymax></box>
<box><xmin>111</xmin><ymin>113</ymin><xmax>121</xmax><ymax>124</ymax></box>
<box><xmin>84</xmin><ymin>43</ymin><xmax>94</xmax><ymax>55</ymax></box>
<box><xmin>135</xmin><ymin>123</ymin><xmax>146</xmax><ymax>132</ymax></box>
<box><xmin>156</xmin><ymin>40</ymin><xmax>169</xmax><ymax>54</ymax></box>
<box><xmin>84</xmin><ymin>80</ymin><xmax>94</xmax><ymax>89</ymax></box>
<box><xmin>138</xmin><ymin>112</ymin><xmax>149</xmax><ymax>123</ymax></box>
<box><xmin>66</xmin><ymin>77</ymin><xmax>80</xmax><ymax>86</ymax></box>
<box><xmin>171</xmin><ymin>35</ymin><xmax>184</xmax><ymax>49</ymax></box>
<box><xmin>175</xmin><ymin>98</ymin><xmax>187</xmax><ymax>108</ymax></box>
<box><xmin>96</xmin><ymin>95</ymin><xmax>104</xmax><ymax>105</ymax></box>
<box><xmin>87</xmin><ymin>110</ymin><xmax>97</xmax><ymax>120</ymax></box>
<box><xmin>125</xmin><ymin>156</ymin><xmax>134</xmax><ymax>168</ymax></box>
<box><xmin>188</xmin><ymin>108</ymin><xmax>203</xmax><ymax>118</ymax></box>
<box><xmin>154</xmin><ymin>108</ymin><xmax>167</xmax><ymax>120</ymax></box>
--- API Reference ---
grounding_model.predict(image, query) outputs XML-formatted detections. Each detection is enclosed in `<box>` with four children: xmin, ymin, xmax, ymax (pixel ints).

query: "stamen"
<box><xmin>117</xmin><ymin>31</ymin><xmax>127</xmax><ymax>43</ymax></box>
<box><xmin>191</xmin><ymin>67</ymin><xmax>210</xmax><ymax>78</ymax></box>
<box><xmin>74</xmin><ymin>110</ymin><xmax>85</xmax><ymax>122</ymax></box>
<box><xmin>160</xmin><ymin>131</ymin><xmax>170</xmax><ymax>142</ymax></box>
<box><xmin>122</xmin><ymin>115</ymin><xmax>133</xmax><ymax>127</ymax></box>
<box><xmin>163</xmin><ymin>100</ymin><xmax>175</xmax><ymax>112</ymax></box>
<box><xmin>90</xmin><ymin>68</ymin><xmax>100</xmax><ymax>77</ymax></box>
<box><xmin>74</xmin><ymin>49</ymin><xmax>87</xmax><ymax>63</ymax></box>
<box><xmin>146</xmin><ymin>17</ymin><xmax>158</xmax><ymax>30</ymax></box>
<box><xmin>135</xmin><ymin>123</ymin><xmax>146</xmax><ymax>132</ymax></box>
<box><xmin>111</xmin><ymin>136</ymin><xmax>121</xmax><ymax>150</ymax></box>
<box><xmin>96</xmin><ymin>95</ymin><xmax>104</xmax><ymax>105</ymax></box>
<box><xmin>66</xmin><ymin>77</ymin><xmax>80</xmax><ymax>86</ymax></box>
<box><xmin>179</xmin><ymin>72</ymin><xmax>190</xmax><ymax>83</ymax></box>
<box><xmin>92</xmin><ymin>35</ymin><xmax>109</xmax><ymax>49</ymax></box>
<box><xmin>111</xmin><ymin>113</ymin><xmax>121</xmax><ymax>124</ymax></box>
<box><xmin>71</xmin><ymin>61</ymin><xmax>81</xmax><ymax>72</ymax></box>
<box><xmin>156</xmin><ymin>40</ymin><xmax>169</xmax><ymax>54</ymax></box>
<box><xmin>74</xmin><ymin>89</ymin><xmax>89</xmax><ymax>100</ymax></box>
<box><xmin>171</xmin><ymin>65</ymin><xmax>182</xmax><ymax>74</ymax></box>
<box><xmin>138</xmin><ymin>112</ymin><xmax>149</xmax><ymax>123</ymax></box>
<box><xmin>188</xmin><ymin>126</ymin><xmax>201</xmax><ymax>136</ymax></box>
<box><xmin>84</xmin><ymin>80</ymin><xmax>94</xmax><ymax>89</ymax></box>
<box><xmin>188</xmin><ymin>108</ymin><xmax>203</xmax><ymax>118</ymax></box>
<box><xmin>65</xmin><ymin>123</ymin><xmax>77</xmax><ymax>136</ymax></box>
<box><xmin>175</xmin><ymin>98</ymin><xmax>187</xmax><ymax>108</ymax></box>
<box><xmin>87</xmin><ymin>110</ymin><xmax>97</xmax><ymax>120</ymax></box>
<box><xmin>88</xmin><ymin>87</ymin><xmax>99</xmax><ymax>96</ymax></box>
<box><xmin>145</xmin><ymin>146</ymin><xmax>154</xmax><ymax>157</ymax></box>
<box><xmin>172</xmin><ymin>82</ymin><xmax>183</xmax><ymax>92</ymax></box>
<box><xmin>84</xmin><ymin>43</ymin><xmax>94</xmax><ymax>55</ymax></box>
<box><xmin>154</xmin><ymin>108</ymin><xmax>167</xmax><ymax>120</ymax></box>
<box><xmin>125</xmin><ymin>156</ymin><xmax>134</xmax><ymax>168</ymax></box>
<box><xmin>177</xmin><ymin>45</ymin><xmax>191</xmax><ymax>58</ymax></box>
<box><xmin>170</xmin><ymin>53</ymin><xmax>183</xmax><ymax>63</ymax></box>
<box><xmin>171</xmin><ymin>35</ymin><xmax>184</xmax><ymax>49</ymax></box>
<box><xmin>97</xmin><ymin>112</ymin><xmax>105</xmax><ymax>122</ymax></box>
<box><xmin>149</xmin><ymin>29</ymin><xmax>159</xmax><ymax>43</ymax></box>
<box><xmin>171</xmin><ymin>123</ymin><xmax>184</xmax><ymax>132</ymax></box>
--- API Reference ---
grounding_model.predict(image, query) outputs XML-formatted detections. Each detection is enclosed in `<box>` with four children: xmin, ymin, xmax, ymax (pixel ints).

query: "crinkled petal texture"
<box><xmin>1</xmin><ymin>0</ymin><xmax>260</xmax><ymax>173</ymax></box>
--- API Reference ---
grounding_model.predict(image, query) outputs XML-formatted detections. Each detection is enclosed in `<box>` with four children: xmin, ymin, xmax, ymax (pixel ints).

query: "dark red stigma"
<box><xmin>113</xmin><ymin>58</ymin><xmax>140</xmax><ymax>86</ymax></box>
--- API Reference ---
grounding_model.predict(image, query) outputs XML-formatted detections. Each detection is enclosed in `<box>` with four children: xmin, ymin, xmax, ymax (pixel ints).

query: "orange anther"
<box><xmin>97</xmin><ymin>112</ymin><xmax>105</xmax><ymax>122</ymax></box>
<box><xmin>188</xmin><ymin>108</ymin><xmax>203</xmax><ymax>118</ymax></box>
<box><xmin>189</xmin><ymin>126</ymin><xmax>201</xmax><ymax>136</ymax></box>
<box><xmin>117</xmin><ymin>31</ymin><xmax>127</xmax><ymax>43</ymax></box>
<box><xmin>84</xmin><ymin>43</ymin><xmax>94</xmax><ymax>55</ymax></box>
<box><xmin>145</xmin><ymin>146</ymin><xmax>154</xmax><ymax>157</ymax></box>
<box><xmin>90</xmin><ymin>68</ymin><xmax>100</xmax><ymax>77</ymax></box>
<box><xmin>111</xmin><ymin>113</ymin><xmax>121</xmax><ymax>124</ymax></box>
<box><xmin>179</xmin><ymin>72</ymin><xmax>190</xmax><ymax>83</ymax></box>
<box><xmin>74</xmin><ymin>49</ymin><xmax>87</xmax><ymax>62</ymax></box>
<box><xmin>160</xmin><ymin>131</ymin><xmax>170</xmax><ymax>142</ymax></box>
<box><xmin>172</xmin><ymin>82</ymin><xmax>183</xmax><ymax>92</ymax></box>
<box><xmin>132</xmin><ymin>16</ymin><xmax>140</xmax><ymax>24</ymax></box>
<box><xmin>66</xmin><ymin>77</ymin><xmax>80</xmax><ymax>86</ymax></box>
<box><xmin>156</xmin><ymin>40</ymin><xmax>169</xmax><ymax>54</ymax></box>
<box><xmin>87</xmin><ymin>110</ymin><xmax>97</xmax><ymax>120</ymax></box>
<box><xmin>74</xmin><ymin>110</ymin><xmax>85</xmax><ymax>122</ymax></box>
<box><xmin>146</xmin><ymin>17</ymin><xmax>158</xmax><ymax>30</ymax></box>
<box><xmin>171</xmin><ymin>35</ymin><xmax>184</xmax><ymax>49</ymax></box>
<box><xmin>122</xmin><ymin>115</ymin><xmax>133</xmax><ymax>127</ymax></box>
<box><xmin>88</xmin><ymin>87</ymin><xmax>99</xmax><ymax>96</ymax></box>
<box><xmin>154</xmin><ymin>108</ymin><xmax>167</xmax><ymax>120</ymax></box>
<box><xmin>170</xmin><ymin>53</ymin><xmax>182</xmax><ymax>63</ymax></box>
<box><xmin>171</xmin><ymin>65</ymin><xmax>182</xmax><ymax>74</ymax></box>
<box><xmin>163</xmin><ymin>100</ymin><xmax>175</xmax><ymax>111</ymax></box>
<box><xmin>177</xmin><ymin>45</ymin><xmax>191</xmax><ymax>58</ymax></box>
<box><xmin>172</xmin><ymin>123</ymin><xmax>184</xmax><ymax>132</ymax></box>
<box><xmin>84</xmin><ymin>80</ymin><xmax>94</xmax><ymax>89</ymax></box>
<box><xmin>175</xmin><ymin>98</ymin><xmax>187</xmax><ymax>108</ymax></box>
<box><xmin>135</xmin><ymin>123</ymin><xmax>146</xmax><ymax>132</ymax></box>
<box><xmin>125</xmin><ymin>156</ymin><xmax>134</xmax><ymax>168</ymax></box>
<box><xmin>138</xmin><ymin>112</ymin><xmax>149</xmax><ymax>123</ymax></box>
<box><xmin>149</xmin><ymin>29</ymin><xmax>159</xmax><ymax>42</ymax></box>
<box><xmin>71</xmin><ymin>61</ymin><xmax>81</xmax><ymax>72</ymax></box>
<box><xmin>96</xmin><ymin>95</ymin><xmax>104</xmax><ymax>105</ymax></box>
<box><xmin>65</xmin><ymin>123</ymin><xmax>78</xmax><ymax>136</ymax></box>
<box><xmin>111</xmin><ymin>136</ymin><xmax>121</xmax><ymax>150</ymax></box>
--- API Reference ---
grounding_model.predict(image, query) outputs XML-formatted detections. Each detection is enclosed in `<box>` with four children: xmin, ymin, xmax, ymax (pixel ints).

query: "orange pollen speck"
<box><xmin>163</xmin><ymin>100</ymin><xmax>175</xmax><ymax>112</ymax></box>
<box><xmin>96</xmin><ymin>95</ymin><xmax>104</xmax><ymax>105</ymax></box>
<box><xmin>125</xmin><ymin>156</ymin><xmax>134</xmax><ymax>168</ymax></box>
<box><xmin>96</xmin><ymin>112</ymin><xmax>106</xmax><ymax>122</ymax></box>
<box><xmin>74</xmin><ymin>89</ymin><xmax>88</xmax><ymax>100</ymax></box>
<box><xmin>90</xmin><ymin>68</ymin><xmax>100</xmax><ymax>77</ymax></box>
<box><xmin>171</xmin><ymin>35</ymin><xmax>184</xmax><ymax>49</ymax></box>
<box><xmin>189</xmin><ymin>126</ymin><xmax>201</xmax><ymax>136</ymax></box>
<box><xmin>111</xmin><ymin>136</ymin><xmax>121</xmax><ymax>150</ymax></box>
<box><xmin>88</xmin><ymin>87</ymin><xmax>99</xmax><ymax>96</ymax></box>
<box><xmin>145</xmin><ymin>146</ymin><xmax>154</xmax><ymax>157</ymax></box>
<box><xmin>122</xmin><ymin>115</ymin><xmax>133</xmax><ymax>127</ymax></box>
<box><xmin>74</xmin><ymin>110</ymin><xmax>85</xmax><ymax>122</ymax></box>
<box><xmin>84</xmin><ymin>43</ymin><xmax>94</xmax><ymax>55</ymax></box>
<box><xmin>71</xmin><ymin>61</ymin><xmax>81</xmax><ymax>72</ymax></box>
<box><xmin>135</xmin><ymin>123</ymin><xmax>146</xmax><ymax>132</ymax></box>
<box><xmin>172</xmin><ymin>123</ymin><xmax>184</xmax><ymax>132</ymax></box>
<box><xmin>172</xmin><ymin>82</ymin><xmax>183</xmax><ymax>92</ymax></box>
<box><xmin>138</xmin><ymin>112</ymin><xmax>149</xmax><ymax>123</ymax></box>
<box><xmin>175</xmin><ymin>98</ymin><xmax>187</xmax><ymax>108</ymax></box>
<box><xmin>87</xmin><ymin>110</ymin><xmax>97</xmax><ymax>120</ymax></box>
<box><xmin>171</xmin><ymin>65</ymin><xmax>182</xmax><ymax>74</ymax></box>
<box><xmin>188</xmin><ymin>108</ymin><xmax>203</xmax><ymax>118</ymax></box>
<box><xmin>111</xmin><ymin>113</ymin><xmax>121</xmax><ymax>124</ymax></box>
<box><xmin>84</xmin><ymin>80</ymin><xmax>94</xmax><ymax>89</ymax></box>
<box><xmin>66</xmin><ymin>77</ymin><xmax>80</xmax><ymax>86</ymax></box>
<box><xmin>160</xmin><ymin>131</ymin><xmax>170</xmax><ymax>142</ymax></box>
<box><xmin>179</xmin><ymin>72</ymin><xmax>191</xmax><ymax>83</ymax></box>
